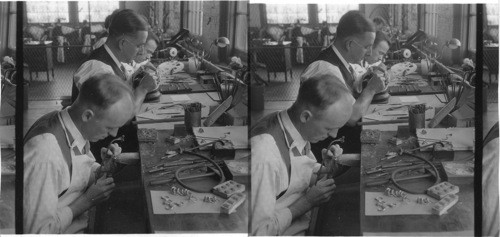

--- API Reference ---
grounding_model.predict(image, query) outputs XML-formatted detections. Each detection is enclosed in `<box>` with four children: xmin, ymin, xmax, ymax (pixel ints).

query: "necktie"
<box><xmin>303</xmin><ymin>142</ymin><xmax>311</xmax><ymax>156</ymax></box>
<box><xmin>349</xmin><ymin>65</ymin><xmax>356</xmax><ymax>79</ymax></box>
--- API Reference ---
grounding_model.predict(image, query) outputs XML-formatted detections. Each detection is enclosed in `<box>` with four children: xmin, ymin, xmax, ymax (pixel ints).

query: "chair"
<box><xmin>484</xmin><ymin>46</ymin><xmax>499</xmax><ymax>85</ymax></box>
<box><xmin>23</xmin><ymin>43</ymin><xmax>54</xmax><ymax>81</ymax></box>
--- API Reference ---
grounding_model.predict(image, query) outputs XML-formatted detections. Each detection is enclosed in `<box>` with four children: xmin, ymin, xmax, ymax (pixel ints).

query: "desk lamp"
<box><xmin>440</xmin><ymin>38</ymin><xmax>461</xmax><ymax>59</ymax></box>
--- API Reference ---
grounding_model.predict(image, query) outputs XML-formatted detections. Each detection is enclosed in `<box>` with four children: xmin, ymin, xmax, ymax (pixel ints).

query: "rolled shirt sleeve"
<box><xmin>73</xmin><ymin>60</ymin><xmax>114</xmax><ymax>89</ymax></box>
<box><xmin>251</xmin><ymin>134</ymin><xmax>293</xmax><ymax>236</ymax></box>
<box><xmin>300</xmin><ymin>60</ymin><xmax>346</xmax><ymax>86</ymax></box>
<box><xmin>24</xmin><ymin>134</ymin><xmax>73</xmax><ymax>234</ymax></box>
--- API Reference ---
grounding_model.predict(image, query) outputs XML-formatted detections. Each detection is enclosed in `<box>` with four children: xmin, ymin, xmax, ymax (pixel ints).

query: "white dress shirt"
<box><xmin>251</xmin><ymin>110</ymin><xmax>321</xmax><ymax>236</ymax></box>
<box><xmin>300</xmin><ymin>45</ymin><xmax>353</xmax><ymax>92</ymax></box>
<box><xmin>24</xmin><ymin>109</ymin><xmax>100</xmax><ymax>234</ymax></box>
<box><xmin>73</xmin><ymin>44</ymin><xmax>131</xmax><ymax>89</ymax></box>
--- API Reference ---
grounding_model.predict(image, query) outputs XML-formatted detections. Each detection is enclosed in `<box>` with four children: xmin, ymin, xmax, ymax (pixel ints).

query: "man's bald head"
<box><xmin>296</xmin><ymin>75</ymin><xmax>354</xmax><ymax>116</ymax></box>
<box><xmin>73</xmin><ymin>74</ymin><xmax>135</xmax><ymax>142</ymax></box>
<box><xmin>76</xmin><ymin>73</ymin><xmax>134</xmax><ymax>113</ymax></box>
<box><xmin>292</xmin><ymin>75</ymin><xmax>355</xmax><ymax>143</ymax></box>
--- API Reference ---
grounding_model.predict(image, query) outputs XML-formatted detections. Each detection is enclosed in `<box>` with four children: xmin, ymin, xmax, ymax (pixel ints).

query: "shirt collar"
<box><xmin>279</xmin><ymin>110</ymin><xmax>309</xmax><ymax>155</ymax></box>
<box><xmin>331</xmin><ymin>45</ymin><xmax>352</xmax><ymax>72</ymax></box>
<box><xmin>60</xmin><ymin>107</ymin><xmax>87</xmax><ymax>152</ymax></box>
<box><xmin>104</xmin><ymin>44</ymin><xmax>124</xmax><ymax>71</ymax></box>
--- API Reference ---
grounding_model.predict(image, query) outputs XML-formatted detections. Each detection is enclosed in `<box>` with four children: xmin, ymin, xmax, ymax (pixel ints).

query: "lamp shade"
<box><xmin>446</xmin><ymin>38</ymin><xmax>461</xmax><ymax>50</ymax></box>
<box><xmin>215</xmin><ymin>37</ymin><xmax>230</xmax><ymax>48</ymax></box>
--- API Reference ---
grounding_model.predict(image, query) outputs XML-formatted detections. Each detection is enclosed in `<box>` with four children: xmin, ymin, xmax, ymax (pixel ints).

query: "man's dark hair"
<box><xmin>373</xmin><ymin>31</ymin><xmax>390</xmax><ymax>47</ymax></box>
<box><xmin>336</xmin><ymin>10</ymin><xmax>375</xmax><ymax>40</ymax></box>
<box><xmin>108</xmin><ymin>9</ymin><xmax>150</xmax><ymax>38</ymax></box>
<box><xmin>78</xmin><ymin>74</ymin><xmax>133</xmax><ymax>112</ymax></box>
<box><xmin>297</xmin><ymin>74</ymin><xmax>352</xmax><ymax>113</ymax></box>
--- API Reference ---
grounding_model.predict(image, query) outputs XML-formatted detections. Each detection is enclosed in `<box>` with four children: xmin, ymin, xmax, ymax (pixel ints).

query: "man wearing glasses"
<box><xmin>73</xmin><ymin>9</ymin><xmax>156</xmax><ymax>161</ymax></box>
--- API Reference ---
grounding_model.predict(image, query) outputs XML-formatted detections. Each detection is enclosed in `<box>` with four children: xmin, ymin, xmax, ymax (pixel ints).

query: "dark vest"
<box><xmin>309</xmin><ymin>46</ymin><xmax>362</xmax><ymax>156</ymax></box>
<box><xmin>71</xmin><ymin>46</ymin><xmax>127</xmax><ymax>103</ymax></box>
<box><xmin>251</xmin><ymin>112</ymin><xmax>302</xmax><ymax>199</ymax></box>
<box><xmin>313</xmin><ymin>46</ymin><xmax>356</xmax><ymax>94</ymax></box>
<box><xmin>24</xmin><ymin>111</ymin><xmax>83</xmax><ymax>197</ymax></box>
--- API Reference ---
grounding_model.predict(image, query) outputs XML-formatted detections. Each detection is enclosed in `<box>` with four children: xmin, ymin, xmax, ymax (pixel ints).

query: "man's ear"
<box><xmin>344</xmin><ymin>39</ymin><xmax>352</xmax><ymax>52</ymax></box>
<box><xmin>299</xmin><ymin>110</ymin><xmax>313</xmax><ymax>123</ymax></box>
<box><xmin>117</xmin><ymin>38</ymin><xmax>125</xmax><ymax>51</ymax></box>
<box><xmin>81</xmin><ymin>109</ymin><xmax>95</xmax><ymax>122</ymax></box>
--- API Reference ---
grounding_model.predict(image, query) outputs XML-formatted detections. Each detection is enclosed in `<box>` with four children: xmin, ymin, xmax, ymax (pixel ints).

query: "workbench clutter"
<box><xmin>366</xmin><ymin>181</ymin><xmax>460</xmax><ymax>216</ymax></box>
<box><xmin>150</xmin><ymin>179</ymin><xmax>246</xmax><ymax>215</ymax></box>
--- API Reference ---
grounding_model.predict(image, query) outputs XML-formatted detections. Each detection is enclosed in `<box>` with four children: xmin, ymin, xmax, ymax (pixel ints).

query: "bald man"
<box><xmin>24</xmin><ymin>74</ymin><xmax>135</xmax><ymax>233</ymax></box>
<box><xmin>251</xmin><ymin>75</ymin><xmax>355</xmax><ymax>235</ymax></box>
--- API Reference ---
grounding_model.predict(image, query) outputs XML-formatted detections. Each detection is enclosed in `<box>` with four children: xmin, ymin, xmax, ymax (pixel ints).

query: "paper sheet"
<box><xmin>193</xmin><ymin>126</ymin><xmax>249</xmax><ymax>149</ymax></box>
<box><xmin>365</xmin><ymin>192</ymin><xmax>438</xmax><ymax>216</ymax></box>
<box><xmin>170</xmin><ymin>94</ymin><xmax>191</xmax><ymax>102</ymax></box>
<box><xmin>151</xmin><ymin>190</ymin><xmax>225</xmax><ymax>214</ymax></box>
<box><xmin>364</xmin><ymin>107</ymin><xmax>435</xmax><ymax>122</ymax></box>
<box><xmin>416</xmin><ymin>127</ymin><xmax>474</xmax><ymax>151</ymax></box>
<box><xmin>0</xmin><ymin>125</ymin><xmax>15</xmax><ymax>149</ymax></box>
<box><xmin>206</xmin><ymin>92</ymin><xmax>221</xmax><ymax>101</ymax></box>
<box><xmin>399</xmin><ymin>96</ymin><xmax>420</xmax><ymax>103</ymax></box>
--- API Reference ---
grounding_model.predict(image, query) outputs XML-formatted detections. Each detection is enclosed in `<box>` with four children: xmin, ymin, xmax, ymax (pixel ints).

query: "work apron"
<box><xmin>58</xmin><ymin>113</ymin><xmax>96</xmax><ymax>234</ymax></box>
<box><xmin>276</xmin><ymin>113</ymin><xmax>318</xmax><ymax>236</ymax></box>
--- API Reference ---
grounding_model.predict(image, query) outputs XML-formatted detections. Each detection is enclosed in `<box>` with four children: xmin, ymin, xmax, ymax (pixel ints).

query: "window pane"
<box><xmin>468</xmin><ymin>6</ymin><xmax>476</xmax><ymax>51</ymax></box>
<box><xmin>26</xmin><ymin>1</ymin><xmax>69</xmax><ymax>23</ymax></box>
<box><xmin>486</xmin><ymin>4</ymin><xmax>499</xmax><ymax>26</ymax></box>
<box><xmin>78</xmin><ymin>1</ymin><xmax>120</xmax><ymax>23</ymax></box>
<box><xmin>318</xmin><ymin>4</ymin><xmax>358</xmax><ymax>24</ymax></box>
<box><xmin>266</xmin><ymin>4</ymin><xmax>308</xmax><ymax>24</ymax></box>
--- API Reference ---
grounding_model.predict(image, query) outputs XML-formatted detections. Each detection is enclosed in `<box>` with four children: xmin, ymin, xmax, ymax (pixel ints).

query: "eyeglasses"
<box><xmin>351</xmin><ymin>39</ymin><xmax>372</xmax><ymax>52</ymax></box>
<box><xmin>123</xmin><ymin>37</ymin><xmax>145</xmax><ymax>51</ymax></box>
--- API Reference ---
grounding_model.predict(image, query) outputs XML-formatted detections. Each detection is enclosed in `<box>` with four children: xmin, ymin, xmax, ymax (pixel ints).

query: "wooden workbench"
<box><xmin>359</xmin><ymin>92</ymin><xmax>475</xmax><ymax>235</ymax></box>
<box><xmin>136</xmin><ymin>92</ymin><xmax>249</xmax><ymax>233</ymax></box>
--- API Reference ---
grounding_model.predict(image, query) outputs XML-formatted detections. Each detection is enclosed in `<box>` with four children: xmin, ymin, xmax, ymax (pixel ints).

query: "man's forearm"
<box><xmin>288</xmin><ymin>196</ymin><xmax>313</xmax><ymax>220</ymax></box>
<box><xmin>68</xmin><ymin>195</ymin><xmax>93</xmax><ymax>219</ymax></box>
<box><xmin>347</xmin><ymin>88</ymin><xmax>376</xmax><ymax>126</ymax></box>
<box><xmin>133</xmin><ymin>87</ymin><xmax>148</xmax><ymax>115</ymax></box>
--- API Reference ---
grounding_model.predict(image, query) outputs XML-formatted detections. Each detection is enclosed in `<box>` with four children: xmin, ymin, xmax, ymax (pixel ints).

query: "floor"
<box><xmin>24</xmin><ymin>62</ymin><xmax>80</xmax><ymax>101</ymax></box>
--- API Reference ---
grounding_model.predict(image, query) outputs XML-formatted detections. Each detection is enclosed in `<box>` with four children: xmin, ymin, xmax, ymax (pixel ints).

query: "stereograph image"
<box><xmin>0</xmin><ymin>1</ymin><xmax>498</xmax><ymax>236</ymax></box>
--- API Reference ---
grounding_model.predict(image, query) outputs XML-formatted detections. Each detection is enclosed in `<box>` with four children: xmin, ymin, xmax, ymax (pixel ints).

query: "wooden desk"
<box><xmin>359</xmin><ymin>93</ymin><xmax>475</xmax><ymax>236</ymax></box>
<box><xmin>136</xmin><ymin>93</ymin><xmax>249</xmax><ymax>233</ymax></box>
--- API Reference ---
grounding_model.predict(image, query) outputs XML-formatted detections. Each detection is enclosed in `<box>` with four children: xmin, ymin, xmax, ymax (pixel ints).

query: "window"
<box><xmin>318</xmin><ymin>4</ymin><xmax>358</xmax><ymax>24</ymax></box>
<box><xmin>468</xmin><ymin>5</ymin><xmax>476</xmax><ymax>51</ymax></box>
<box><xmin>423</xmin><ymin>4</ymin><xmax>438</xmax><ymax>37</ymax></box>
<box><xmin>266</xmin><ymin>4</ymin><xmax>308</xmax><ymax>24</ymax></box>
<box><xmin>185</xmin><ymin>1</ymin><xmax>203</xmax><ymax>36</ymax></box>
<box><xmin>78</xmin><ymin>1</ymin><xmax>120</xmax><ymax>23</ymax></box>
<box><xmin>486</xmin><ymin>4</ymin><xmax>498</xmax><ymax>26</ymax></box>
<box><xmin>26</xmin><ymin>1</ymin><xmax>69</xmax><ymax>23</ymax></box>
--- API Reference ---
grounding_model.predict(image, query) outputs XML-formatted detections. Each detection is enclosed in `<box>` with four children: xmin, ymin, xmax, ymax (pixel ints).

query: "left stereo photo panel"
<box><xmin>0</xmin><ymin>1</ymin><xmax>18</xmax><ymax>235</ymax></box>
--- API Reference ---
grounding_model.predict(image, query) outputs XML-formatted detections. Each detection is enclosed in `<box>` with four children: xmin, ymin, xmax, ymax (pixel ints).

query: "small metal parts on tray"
<box><xmin>220</xmin><ymin>192</ymin><xmax>246</xmax><ymax>214</ymax></box>
<box><xmin>432</xmin><ymin>194</ymin><xmax>459</xmax><ymax>215</ymax></box>
<box><xmin>137</xmin><ymin>129</ymin><xmax>158</xmax><ymax>142</ymax></box>
<box><xmin>427</xmin><ymin>181</ymin><xmax>459</xmax><ymax>200</ymax></box>
<box><xmin>212</xmin><ymin>180</ymin><xmax>245</xmax><ymax>199</ymax></box>
<box><xmin>360</xmin><ymin>129</ymin><xmax>381</xmax><ymax>144</ymax></box>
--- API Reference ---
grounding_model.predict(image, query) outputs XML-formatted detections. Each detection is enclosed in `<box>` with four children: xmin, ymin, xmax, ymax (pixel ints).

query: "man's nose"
<box><xmin>328</xmin><ymin>129</ymin><xmax>338</xmax><ymax>138</ymax></box>
<box><xmin>109</xmin><ymin>128</ymin><xmax>119</xmax><ymax>137</ymax></box>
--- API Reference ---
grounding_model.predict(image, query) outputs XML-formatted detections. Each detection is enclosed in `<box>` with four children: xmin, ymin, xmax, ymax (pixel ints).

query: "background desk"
<box><xmin>360</xmin><ymin>93</ymin><xmax>475</xmax><ymax>236</ymax></box>
<box><xmin>136</xmin><ymin>93</ymin><xmax>249</xmax><ymax>233</ymax></box>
